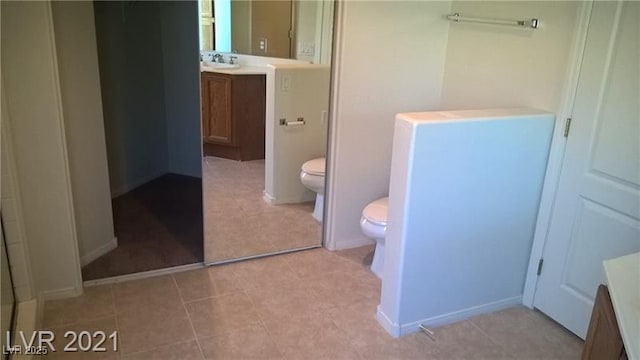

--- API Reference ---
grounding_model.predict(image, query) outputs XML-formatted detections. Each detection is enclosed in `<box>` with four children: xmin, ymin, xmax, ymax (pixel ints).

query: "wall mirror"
<box><xmin>199</xmin><ymin>0</ymin><xmax>334</xmax><ymax>263</ymax></box>
<box><xmin>199</xmin><ymin>0</ymin><xmax>331</xmax><ymax>62</ymax></box>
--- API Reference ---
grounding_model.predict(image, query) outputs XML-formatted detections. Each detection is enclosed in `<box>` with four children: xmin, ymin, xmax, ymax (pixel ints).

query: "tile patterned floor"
<box><xmin>42</xmin><ymin>246</ymin><xmax>583</xmax><ymax>359</ymax></box>
<box><xmin>203</xmin><ymin>157</ymin><xmax>321</xmax><ymax>262</ymax></box>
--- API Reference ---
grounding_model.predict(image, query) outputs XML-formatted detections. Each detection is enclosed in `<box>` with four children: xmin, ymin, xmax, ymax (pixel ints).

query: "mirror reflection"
<box><xmin>199</xmin><ymin>0</ymin><xmax>334</xmax><ymax>263</ymax></box>
<box><xmin>199</xmin><ymin>0</ymin><xmax>327</xmax><ymax>62</ymax></box>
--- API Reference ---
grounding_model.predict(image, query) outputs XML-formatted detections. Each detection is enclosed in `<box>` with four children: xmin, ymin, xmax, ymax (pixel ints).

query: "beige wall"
<box><xmin>440</xmin><ymin>1</ymin><xmax>580</xmax><ymax>112</ymax></box>
<box><xmin>51</xmin><ymin>1</ymin><xmax>116</xmax><ymax>266</ymax></box>
<box><xmin>294</xmin><ymin>1</ymin><xmax>318</xmax><ymax>62</ymax></box>
<box><xmin>231</xmin><ymin>0</ymin><xmax>251</xmax><ymax>54</ymax></box>
<box><xmin>251</xmin><ymin>0</ymin><xmax>292</xmax><ymax>58</ymax></box>
<box><xmin>326</xmin><ymin>1</ymin><xmax>452</xmax><ymax>249</ymax></box>
<box><xmin>1</xmin><ymin>1</ymin><xmax>83</xmax><ymax>299</ymax></box>
<box><xmin>266</xmin><ymin>65</ymin><xmax>331</xmax><ymax>204</ymax></box>
<box><xmin>1</xmin><ymin>84</ymin><xmax>34</xmax><ymax>302</ymax></box>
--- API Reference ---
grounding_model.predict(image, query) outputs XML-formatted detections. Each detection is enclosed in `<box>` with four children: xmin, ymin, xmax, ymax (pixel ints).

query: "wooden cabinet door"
<box><xmin>202</xmin><ymin>73</ymin><xmax>233</xmax><ymax>145</ymax></box>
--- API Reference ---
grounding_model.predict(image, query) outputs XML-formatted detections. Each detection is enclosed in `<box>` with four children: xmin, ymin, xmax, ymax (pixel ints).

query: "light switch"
<box><xmin>281</xmin><ymin>75</ymin><xmax>290</xmax><ymax>93</ymax></box>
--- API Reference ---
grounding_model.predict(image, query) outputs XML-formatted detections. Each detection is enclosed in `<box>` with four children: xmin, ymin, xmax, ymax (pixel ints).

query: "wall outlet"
<box><xmin>259</xmin><ymin>38</ymin><xmax>268</xmax><ymax>52</ymax></box>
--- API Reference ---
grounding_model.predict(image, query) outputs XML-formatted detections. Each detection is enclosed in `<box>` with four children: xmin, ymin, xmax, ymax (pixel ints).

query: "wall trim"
<box><xmin>263</xmin><ymin>191</ymin><xmax>315</xmax><ymax>206</ymax></box>
<box><xmin>38</xmin><ymin>286</ymin><xmax>83</xmax><ymax>303</ymax></box>
<box><xmin>80</xmin><ymin>237</ymin><xmax>118</xmax><ymax>267</ymax></box>
<box><xmin>45</xmin><ymin>0</ymin><xmax>85</xmax><ymax>298</ymax></box>
<box><xmin>262</xmin><ymin>191</ymin><xmax>276</xmax><ymax>205</ymax></box>
<box><xmin>323</xmin><ymin>0</ymin><xmax>345</xmax><ymax>251</ymax></box>
<box><xmin>377</xmin><ymin>296</ymin><xmax>523</xmax><ymax>338</ymax></box>
<box><xmin>522</xmin><ymin>0</ymin><xmax>594</xmax><ymax>308</ymax></box>
<box><xmin>329</xmin><ymin>236</ymin><xmax>374</xmax><ymax>251</ymax></box>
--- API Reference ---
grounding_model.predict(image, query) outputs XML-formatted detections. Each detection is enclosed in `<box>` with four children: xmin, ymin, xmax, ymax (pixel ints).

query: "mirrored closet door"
<box><xmin>200</xmin><ymin>0</ymin><xmax>334</xmax><ymax>263</ymax></box>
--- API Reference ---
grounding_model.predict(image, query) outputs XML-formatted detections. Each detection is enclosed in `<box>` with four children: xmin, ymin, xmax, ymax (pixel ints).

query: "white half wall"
<box><xmin>379</xmin><ymin>109</ymin><xmax>555</xmax><ymax>336</ymax></box>
<box><xmin>326</xmin><ymin>0</ymin><xmax>452</xmax><ymax>250</ymax></box>
<box><xmin>51</xmin><ymin>1</ymin><xmax>116</xmax><ymax>267</ymax></box>
<box><xmin>1</xmin><ymin>1</ymin><xmax>83</xmax><ymax>299</ymax></box>
<box><xmin>265</xmin><ymin>65</ymin><xmax>330</xmax><ymax>205</ymax></box>
<box><xmin>440</xmin><ymin>1</ymin><xmax>580</xmax><ymax>112</ymax></box>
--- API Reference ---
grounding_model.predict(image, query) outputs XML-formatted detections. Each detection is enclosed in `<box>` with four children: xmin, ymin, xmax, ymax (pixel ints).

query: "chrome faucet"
<box><xmin>212</xmin><ymin>53</ymin><xmax>224</xmax><ymax>63</ymax></box>
<box><xmin>229</xmin><ymin>56</ymin><xmax>238</xmax><ymax>65</ymax></box>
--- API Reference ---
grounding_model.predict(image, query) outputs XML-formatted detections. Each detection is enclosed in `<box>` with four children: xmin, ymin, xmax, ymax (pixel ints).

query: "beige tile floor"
<box><xmin>203</xmin><ymin>157</ymin><xmax>321</xmax><ymax>262</ymax></box>
<box><xmin>41</xmin><ymin>246</ymin><xmax>583</xmax><ymax>359</ymax></box>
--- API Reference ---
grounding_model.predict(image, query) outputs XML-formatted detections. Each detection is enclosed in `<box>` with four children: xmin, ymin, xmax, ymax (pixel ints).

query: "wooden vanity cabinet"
<box><xmin>582</xmin><ymin>285</ymin><xmax>628</xmax><ymax>360</ymax></box>
<box><xmin>201</xmin><ymin>72</ymin><xmax>265</xmax><ymax>161</ymax></box>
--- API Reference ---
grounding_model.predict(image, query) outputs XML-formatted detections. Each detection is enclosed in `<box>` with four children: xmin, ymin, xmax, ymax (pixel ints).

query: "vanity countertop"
<box><xmin>603</xmin><ymin>252</ymin><xmax>639</xmax><ymax>360</ymax></box>
<box><xmin>200</xmin><ymin>65</ymin><xmax>268</xmax><ymax>75</ymax></box>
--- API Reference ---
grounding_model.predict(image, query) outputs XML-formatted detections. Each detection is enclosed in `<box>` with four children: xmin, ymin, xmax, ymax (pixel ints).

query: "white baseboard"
<box><xmin>110</xmin><ymin>171</ymin><xmax>165</xmax><ymax>198</ymax></box>
<box><xmin>80</xmin><ymin>237</ymin><xmax>118</xmax><ymax>267</ymax></box>
<box><xmin>263</xmin><ymin>191</ymin><xmax>316</xmax><ymax>206</ymax></box>
<box><xmin>263</xmin><ymin>191</ymin><xmax>276</xmax><ymax>205</ymax></box>
<box><xmin>38</xmin><ymin>286</ymin><xmax>83</xmax><ymax>302</ymax></box>
<box><xmin>377</xmin><ymin>296</ymin><xmax>523</xmax><ymax>338</ymax></box>
<box><xmin>330</xmin><ymin>237</ymin><xmax>375</xmax><ymax>251</ymax></box>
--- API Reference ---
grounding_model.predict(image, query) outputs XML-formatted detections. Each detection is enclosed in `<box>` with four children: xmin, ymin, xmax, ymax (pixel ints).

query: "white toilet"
<box><xmin>300</xmin><ymin>157</ymin><xmax>326</xmax><ymax>222</ymax></box>
<box><xmin>360</xmin><ymin>197</ymin><xmax>388</xmax><ymax>279</ymax></box>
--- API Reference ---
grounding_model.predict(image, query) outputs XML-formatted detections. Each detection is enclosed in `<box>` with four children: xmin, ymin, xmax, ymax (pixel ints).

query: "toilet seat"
<box><xmin>301</xmin><ymin>158</ymin><xmax>325</xmax><ymax>176</ymax></box>
<box><xmin>362</xmin><ymin>197</ymin><xmax>388</xmax><ymax>226</ymax></box>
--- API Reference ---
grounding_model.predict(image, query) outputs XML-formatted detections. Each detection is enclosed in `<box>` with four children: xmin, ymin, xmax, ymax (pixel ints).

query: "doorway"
<box><xmin>81</xmin><ymin>1</ymin><xmax>204</xmax><ymax>280</ymax></box>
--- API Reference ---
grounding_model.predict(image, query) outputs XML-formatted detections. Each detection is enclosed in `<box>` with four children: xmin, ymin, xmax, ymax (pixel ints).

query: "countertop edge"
<box><xmin>603</xmin><ymin>252</ymin><xmax>640</xmax><ymax>360</ymax></box>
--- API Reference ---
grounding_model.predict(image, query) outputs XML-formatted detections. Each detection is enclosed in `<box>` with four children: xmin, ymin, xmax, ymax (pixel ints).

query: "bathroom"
<box><xmin>2</xmin><ymin>0</ymin><xmax>638</xmax><ymax>358</ymax></box>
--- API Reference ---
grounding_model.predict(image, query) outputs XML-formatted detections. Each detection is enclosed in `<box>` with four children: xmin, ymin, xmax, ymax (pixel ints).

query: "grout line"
<box><xmin>242</xmin><ymin>287</ymin><xmax>286</xmax><ymax>358</ymax></box>
<box><xmin>172</xmin><ymin>275</ymin><xmax>206</xmax><ymax>360</ymax></box>
<box><xmin>120</xmin><ymin>339</ymin><xmax>199</xmax><ymax>358</ymax></box>
<box><xmin>109</xmin><ymin>284</ymin><xmax>122</xmax><ymax>360</ymax></box>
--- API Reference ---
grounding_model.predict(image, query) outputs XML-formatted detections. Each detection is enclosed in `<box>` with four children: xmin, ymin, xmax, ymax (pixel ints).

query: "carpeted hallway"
<box><xmin>82</xmin><ymin>174</ymin><xmax>203</xmax><ymax>280</ymax></box>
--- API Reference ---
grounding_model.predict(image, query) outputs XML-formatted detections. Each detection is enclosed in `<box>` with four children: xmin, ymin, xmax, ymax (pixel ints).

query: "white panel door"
<box><xmin>533</xmin><ymin>0</ymin><xmax>640</xmax><ymax>339</ymax></box>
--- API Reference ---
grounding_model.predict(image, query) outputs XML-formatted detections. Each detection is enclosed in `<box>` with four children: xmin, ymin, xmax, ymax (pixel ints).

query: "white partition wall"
<box><xmin>378</xmin><ymin>109</ymin><xmax>555</xmax><ymax>336</ymax></box>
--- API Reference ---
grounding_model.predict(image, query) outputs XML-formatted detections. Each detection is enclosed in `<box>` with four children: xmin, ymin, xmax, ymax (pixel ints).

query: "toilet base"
<box><xmin>370</xmin><ymin>241</ymin><xmax>384</xmax><ymax>279</ymax></box>
<box><xmin>313</xmin><ymin>193</ymin><xmax>324</xmax><ymax>223</ymax></box>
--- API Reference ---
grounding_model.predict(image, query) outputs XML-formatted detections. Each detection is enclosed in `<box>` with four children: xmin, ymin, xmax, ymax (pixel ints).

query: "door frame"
<box><xmin>522</xmin><ymin>0</ymin><xmax>594</xmax><ymax>307</ymax></box>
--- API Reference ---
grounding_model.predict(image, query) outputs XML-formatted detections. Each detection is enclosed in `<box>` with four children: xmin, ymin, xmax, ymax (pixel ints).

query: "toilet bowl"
<box><xmin>360</xmin><ymin>197</ymin><xmax>388</xmax><ymax>279</ymax></box>
<box><xmin>300</xmin><ymin>157</ymin><xmax>326</xmax><ymax>222</ymax></box>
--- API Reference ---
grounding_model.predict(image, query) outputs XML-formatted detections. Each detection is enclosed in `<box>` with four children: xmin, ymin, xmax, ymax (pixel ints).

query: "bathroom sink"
<box><xmin>201</xmin><ymin>61</ymin><xmax>240</xmax><ymax>70</ymax></box>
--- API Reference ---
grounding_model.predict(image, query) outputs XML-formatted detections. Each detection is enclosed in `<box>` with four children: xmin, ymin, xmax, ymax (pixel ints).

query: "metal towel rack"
<box><xmin>446</xmin><ymin>12</ymin><xmax>539</xmax><ymax>29</ymax></box>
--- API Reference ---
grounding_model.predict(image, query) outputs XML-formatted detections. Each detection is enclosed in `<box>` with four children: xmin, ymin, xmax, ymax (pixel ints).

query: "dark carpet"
<box><xmin>82</xmin><ymin>174</ymin><xmax>203</xmax><ymax>280</ymax></box>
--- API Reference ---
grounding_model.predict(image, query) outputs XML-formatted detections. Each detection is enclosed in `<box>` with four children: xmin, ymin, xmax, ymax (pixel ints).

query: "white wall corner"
<box><xmin>378</xmin><ymin>296</ymin><xmax>523</xmax><ymax>338</ymax></box>
<box><xmin>376</xmin><ymin>305</ymin><xmax>402</xmax><ymax>338</ymax></box>
<box><xmin>38</xmin><ymin>286</ymin><xmax>83</xmax><ymax>303</ymax></box>
<box><xmin>401</xmin><ymin>296</ymin><xmax>523</xmax><ymax>337</ymax></box>
<box><xmin>80</xmin><ymin>237</ymin><xmax>118</xmax><ymax>267</ymax></box>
